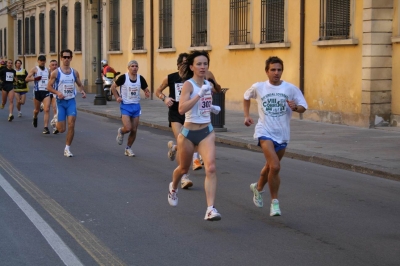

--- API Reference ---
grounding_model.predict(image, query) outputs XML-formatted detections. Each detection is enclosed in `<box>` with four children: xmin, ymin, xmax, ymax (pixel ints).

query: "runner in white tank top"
<box><xmin>111</xmin><ymin>60</ymin><xmax>150</xmax><ymax>157</ymax></box>
<box><xmin>167</xmin><ymin>50</ymin><xmax>222</xmax><ymax>221</ymax></box>
<box><xmin>25</xmin><ymin>55</ymin><xmax>52</xmax><ymax>134</ymax></box>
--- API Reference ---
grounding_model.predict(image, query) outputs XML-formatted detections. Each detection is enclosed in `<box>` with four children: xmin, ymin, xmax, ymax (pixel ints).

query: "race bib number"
<box><xmin>127</xmin><ymin>86</ymin><xmax>139</xmax><ymax>100</ymax></box>
<box><xmin>39</xmin><ymin>76</ymin><xmax>48</xmax><ymax>86</ymax></box>
<box><xmin>174</xmin><ymin>83</ymin><xmax>183</xmax><ymax>102</ymax></box>
<box><xmin>6</xmin><ymin>72</ymin><xmax>14</xmax><ymax>82</ymax></box>
<box><xmin>62</xmin><ymin>84</ymin><xmax>74</xmax><ymax>98</ymax></box>
<box><xmin>198</xmin><ymin>94</ymin><xmax>212</xmax><ymax>117</ymax></box>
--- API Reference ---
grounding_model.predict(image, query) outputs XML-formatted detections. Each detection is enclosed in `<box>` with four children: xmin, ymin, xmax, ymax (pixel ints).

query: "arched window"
<box><xmin>0</xmin><ymin>29</ymin><xmax>3</xmax><ymax>57</ymax></box>
<box><xmin>229</xmin><ymin>0</ymin><xmax>251</xmax><ymax>45</ymax></box>
<box><xmin>159</xmin><ymin>0</ymin><xmax>172</xmax><ymax>48</ymax></box>
<box><xmin>74</xmin><ymin>2</ymin><xmax>82</xmax><ymax>51</ymax></box>
<box><xmin>24</xmin><ymin>17</ymin><xmax>29</xmax><ymax>54</ymax></box>
<box><xmin>61</xmin><ymin>6</ymin><xmax>68</xmax><ymax>50</ymax></box>
<box><xmin>30</xmin><ymin>16</ymin><xmax>36</xmax><ymax>54</ymax></box>
<box><xmin>261</xmin><ymin>0</ymin><xmax>285</xmax><ymax>43</ymax></box>
<box><xmin>39</xmin><ymin>13</ymin><xmax>45</xmax><ymax>53</ymax></box>
<box><xmin>109</xmin><ymin>0</ymin><xmax>120</xmax><ymax>51</ymax></box>
<box><xmin>132</xmin><ymin>0</ymin><xmax>144</xmax><ymax>50</ymax></box>
<box><xmin>191</xmin><ymin>0</ymin><xmax>207</xmax><ymax>47</ymax></box>
<box><xmin>49</xmin><ymin>10</ymin><xmax>56</xmax><ymax>53</ymax></box>
<box><xmin>319</xmin><ymin>0</ymin><xmax>351</xmax><ymax>40</ymax></box>
<box><xmin>17</xmin><ymin>20</ymin><xmax>22</xmax><ymax>55</ymax></box>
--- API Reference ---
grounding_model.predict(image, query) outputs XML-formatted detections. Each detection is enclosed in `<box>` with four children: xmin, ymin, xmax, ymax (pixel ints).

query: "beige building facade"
<box><xmin>1</xmin><ymin>0</ymin><xmax>399</xmax><ymax>128</ymax></box>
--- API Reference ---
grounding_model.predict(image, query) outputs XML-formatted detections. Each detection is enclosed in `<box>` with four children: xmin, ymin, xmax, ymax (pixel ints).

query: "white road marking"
<box><xmin>0</xmin><ymin>173</ymin><xmax>83</xmax><ymax>266</ymax></box>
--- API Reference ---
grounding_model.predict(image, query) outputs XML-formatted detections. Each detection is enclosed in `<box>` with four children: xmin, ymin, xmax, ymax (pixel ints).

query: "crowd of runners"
<box><xmin>0</xmin><ymin>51</ymin><xmax>307</xmax><ymax>222</ymax></box>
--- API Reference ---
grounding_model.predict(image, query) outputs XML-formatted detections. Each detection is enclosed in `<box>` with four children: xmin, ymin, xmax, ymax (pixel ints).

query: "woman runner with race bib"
<box><xmin>167</xmin><ymin>50</ymin><xmax>222</xmax><ymax>221</ymax></box>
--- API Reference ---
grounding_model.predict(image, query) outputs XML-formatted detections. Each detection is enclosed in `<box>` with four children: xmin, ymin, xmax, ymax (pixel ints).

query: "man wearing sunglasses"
<box><xmin>47</xmin><ymin>49</ymin><xmax>86</xmax><ymax>157</ymax></box>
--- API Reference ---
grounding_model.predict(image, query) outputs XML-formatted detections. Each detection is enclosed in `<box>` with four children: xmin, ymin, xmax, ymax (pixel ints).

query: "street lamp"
<box><xmin>94</xmin><ymin>0</ymin><xmax>106</xmax><ymax>105</ymax></box>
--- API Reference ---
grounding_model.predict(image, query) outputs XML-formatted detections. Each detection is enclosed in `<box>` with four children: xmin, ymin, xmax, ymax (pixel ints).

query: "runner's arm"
<box><xmin>25</xmin><ymin>67</ymin><xmax>37</xmax><ymax>82</ymax></box>
<box><xmin>155</xmin><ymin>76</ymin><xmax>168</xmax><ymax>100</ymax></box>
<box><xmin>46</xmin><ymin>70</ymin><xmax>58</xmax><ymax>95</ymax></box>
<box><xmin>74</xmin><ymin>70</ymin><xmax>86</xmax><ymax>98</ymax></box>
<box><xmin>178</xmin><ymin>81</ymin><xmax>199</xmax><ymax>115</ymax></box>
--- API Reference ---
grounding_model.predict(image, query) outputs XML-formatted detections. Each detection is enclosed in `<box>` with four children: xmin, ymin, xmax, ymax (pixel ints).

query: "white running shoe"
<box><xmin>250</xmin><ymin>183</ymin><xmax>264</xmax><ymax>208</ymax></box>
<box><xmin>64</xmin><ymin>149</ymin><xmax>73</xmax><ymax>157</ymax></box>
<box><xmin>40</xmin><ymin>103</ymin><xmax>44</xmax><ymax>112</ymax></box>
<box><xmin>199</xmin><ymin>154</ymin><xmax>204</xmax><ymax>165</ymax></box>
<box><xmin>124</xmin><ymin>148</ymin><xmax>135</xmax><ymax>157</ymax></box>
<box><xmin>168</xmin><ymin>182</ymin><xmax>178</xmax><ymax>206</ymax></box>
<box><xmin>181</xmin><ymin>174</ymin><xmax>193</xmax><ymax>189</ymax></box>
<box><xmin>204</xmin><ymin>207</ymin><xmax>221</xmax><ymax>221</ymax></box>
<box><xmin>50</xmin><ymin>116</ymin><xmax>57</xmax><ymax>128</ymax></box>
<box><xmin>270</xmin><ymin>199</ymin><xmax>281</xmax><ymax>216</ymax></box>
<box><xmin>116</xmin><ymin>128</ymin><xmax>124</xmax><ymax>145</ymax></box>
<box><xmin>18</xmin><ymin>112</ymin><xmax>22</xmax><ymax>117</ymax></box>
<box><xmin>167</xmin><ymin>141</ymin><xmax>176</xmax><ymax>161</ymax></box>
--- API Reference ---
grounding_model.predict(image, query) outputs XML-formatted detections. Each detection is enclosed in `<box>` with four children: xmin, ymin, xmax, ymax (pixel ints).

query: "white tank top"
<box><xmin>34</xmin><ymin>66</ymin><xmax>49</xmax><ymax>91</ymax></box>
<box><xmin>185</xmin><ymin>79</ymin><xmax>212</xmax><ymax>124</ymax></box>
<box><xmin>120</xmin><ymin>73</ymin><xmax>142</xmax><ymax>104</ymax></box>
<box><xmin>55</xmin><ymin>67</ymin><xmax>77</xmax><ymax>100</ymax></box>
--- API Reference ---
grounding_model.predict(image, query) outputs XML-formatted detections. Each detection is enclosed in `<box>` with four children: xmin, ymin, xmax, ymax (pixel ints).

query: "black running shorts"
<box><xmin>34</xmin><ymin>91</ymin><xmax>50</xmax><ymax>102</ymax></box>
<box><xmin>168</xmin><ymin>109</ymin><xmax>185</xmax><ymax>127</ymax></box>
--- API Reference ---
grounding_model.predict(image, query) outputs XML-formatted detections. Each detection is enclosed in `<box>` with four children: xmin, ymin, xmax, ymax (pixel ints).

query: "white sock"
<box><xmin>207</xmin><ymin>205</ymin><xmax>214</xmax><ymax>211</ymax></box>
<box><xmin>65</xmin><ymin>145</ymin><xmax>70</xmax><ymax>151</ymax></box>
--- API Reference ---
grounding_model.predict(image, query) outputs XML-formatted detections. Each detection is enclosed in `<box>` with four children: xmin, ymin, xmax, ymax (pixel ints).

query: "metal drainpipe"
<box><xmin>57</xmin><ymin>0</ymin><xmax>60</xmax><ymax>63</ymax></box>
<box><xmin>299</xmin><ymin>0</ymin><xmax>305</xmax><ymax>119</ymax></box>
<box><xmin>22</xmin><ymin>0</ymin><xmax>25</xmax><ymax>68</ymax></box>
<box><xmin>150</xmin><ymin>0</ymin><xmax>154</xmax><ymax>100</ymax></box>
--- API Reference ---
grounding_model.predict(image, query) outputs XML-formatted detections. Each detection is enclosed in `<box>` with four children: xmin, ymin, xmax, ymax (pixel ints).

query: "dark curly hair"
<box><xmin>265</xmin><ymin>56</ymin><xmax>284</xmax><ymax>71</ymax></box>
<box><xmin>179</xmin><ymin>50</ymin><xmax>210</xmax><ymax>81</ymax></box>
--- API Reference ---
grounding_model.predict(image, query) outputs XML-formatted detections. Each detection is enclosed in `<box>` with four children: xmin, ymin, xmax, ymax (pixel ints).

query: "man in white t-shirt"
<box><xmin>243</xmin><ymin>56</ymin><xmax>308</xmax><ymax>217</ymax></box>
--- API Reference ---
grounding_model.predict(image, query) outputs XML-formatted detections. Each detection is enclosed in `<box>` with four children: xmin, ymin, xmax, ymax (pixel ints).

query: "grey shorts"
<box><xmin>180</xmin><ymin>124</ymin><xmax>214</xmax><ymax>146</ymax></box>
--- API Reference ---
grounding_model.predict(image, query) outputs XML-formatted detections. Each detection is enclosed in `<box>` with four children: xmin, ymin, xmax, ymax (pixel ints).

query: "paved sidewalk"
<box><xmin>76</xmin><ymin>94</ymin><xmax>400</xmax><ymax>181</ymax></box>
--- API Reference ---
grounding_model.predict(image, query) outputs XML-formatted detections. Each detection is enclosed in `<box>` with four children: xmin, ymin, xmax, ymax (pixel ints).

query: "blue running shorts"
<box><xmin>258</xmin><ymin>136</ymin><xmax>287</xmax><ymax>152</ymax></box>
<box><xmin>57</xmin><ymin>98</ymin><xmax>77</xmax><ymax>122</ymax></box>
<box><xmin>120</xmin><ymin>103</ymin><xmax>141</xmax><ymax>118</ymax></box>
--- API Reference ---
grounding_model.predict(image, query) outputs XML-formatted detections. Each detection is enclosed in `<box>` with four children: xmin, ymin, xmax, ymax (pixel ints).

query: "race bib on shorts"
<box><xmin>174</xmin><ymin>83</ymin><xmax>183</xmax><ymax>102</ymax></box>
<box><xmin>6</xmin><ymin>72</ymin><xmax>14</xmax><ymax>82</ymax></box>
<box><xmin>198</xmin><ymin>92</ymin><xmax>212</xmax><ymax>117</ymax></box>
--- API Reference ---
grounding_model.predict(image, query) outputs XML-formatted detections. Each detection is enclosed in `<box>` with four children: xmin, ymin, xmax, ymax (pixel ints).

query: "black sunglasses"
<box><xmin>62</xmin><ymin>56</ymin><xmax>72</xmax><ymax>59</ymax></box>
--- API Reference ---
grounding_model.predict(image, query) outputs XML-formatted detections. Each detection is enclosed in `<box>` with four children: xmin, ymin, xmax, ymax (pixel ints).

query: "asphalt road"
<box><xmin>0</xmin><ymin>99</ymin><xmax>399</xmax><ymax>266</ymax></box>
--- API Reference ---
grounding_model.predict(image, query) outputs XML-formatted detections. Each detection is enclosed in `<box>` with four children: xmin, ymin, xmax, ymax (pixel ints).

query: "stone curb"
<box><xmin>78</xmin><ymin>107</ymin><xmax>400</xmax><ymax>182</ymax></box>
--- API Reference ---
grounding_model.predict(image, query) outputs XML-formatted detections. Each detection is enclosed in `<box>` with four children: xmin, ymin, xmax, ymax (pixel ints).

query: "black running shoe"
<box><xmin>8</xmin><ymin>114</ymin><xmax>14</xmax><ymax>122</ymax></box>
<box><xmin>33</xmin><ymin>117</ymin><xmax>38</xmax><ymax>128</ymax></box>
<box><xmin>53</xmin><ymin>128</ymin><xmax>59</xmax><ymax>134</ymax></box>
<box><xmin>43</xmin><ymin>127</ymin><xmax>50</xmax><ymax>134</ymax></box>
